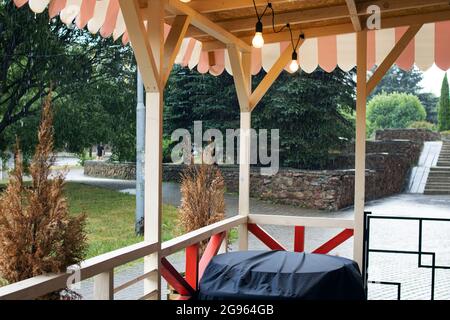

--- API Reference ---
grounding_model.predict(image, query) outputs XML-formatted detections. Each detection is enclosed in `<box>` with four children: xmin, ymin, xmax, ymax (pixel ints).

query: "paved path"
<box><xmin>67</xmin><ymin>168</ymin><xmax>450</xmax><ymax>300</ymax></box>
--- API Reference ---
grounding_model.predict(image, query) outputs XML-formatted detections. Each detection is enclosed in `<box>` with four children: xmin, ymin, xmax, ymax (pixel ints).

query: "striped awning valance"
<box><xmin>13</xmin><ymin>0</ymin><xmax>450</xmax><ymax>75</ymax></box>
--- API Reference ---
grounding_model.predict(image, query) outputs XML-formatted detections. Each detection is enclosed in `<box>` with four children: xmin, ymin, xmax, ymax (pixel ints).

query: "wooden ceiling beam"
<box><xmin>166</xmin><ymin>0</ymin><xmax>252</xmax><ymax>52</ymax></box>
<box><xmin>187</xmin><ymin>0</ymin><xmax>297</xmax><ymax>14</ymax></box>
<box><xmin>187</xmin><ymin>5</ymin><xmax>349</xmax><ymax>37</ymax></box>
<box><xmin>201</xmin><ymin>8</ymin><xmax>450</xmax><ymax>51</ymax></box>
<box><xmin>186</xmin><ymin>0</ymin><xmax>449</xmax><ymax>38</ymax></box>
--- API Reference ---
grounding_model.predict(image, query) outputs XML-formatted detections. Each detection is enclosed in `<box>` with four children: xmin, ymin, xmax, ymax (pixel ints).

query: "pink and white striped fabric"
<box><xmin>14</xmin><ymin>0</ymin><xmax>450</xmax><ymax>75</ymax></box>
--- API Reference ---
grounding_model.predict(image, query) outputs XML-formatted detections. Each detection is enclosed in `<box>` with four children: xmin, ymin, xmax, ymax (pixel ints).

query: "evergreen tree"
<box><xmin>419</xmin><ymin>92</ymin><xmax>439</xmax><ymax>124</ymax></box>
<box><xmin>370</xmin><ymin>66</ymin><xmax>423</xmax><ymax>97</ymax></box>
<box><xmin>164</xmin><ymin>66</ymin><xmax>356</xmax><ymax>169</ymax></box>
<box><xmin>438</xmin><ymin>73</ymin><xmax>450</xmax><ymax>131</ymax></box>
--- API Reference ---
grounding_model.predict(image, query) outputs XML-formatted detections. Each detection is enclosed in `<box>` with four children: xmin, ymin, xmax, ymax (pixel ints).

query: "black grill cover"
<box><xmin>197</xmin><ymin>251</ymin><xmax>365</xmax><ymax>300</ymax></box>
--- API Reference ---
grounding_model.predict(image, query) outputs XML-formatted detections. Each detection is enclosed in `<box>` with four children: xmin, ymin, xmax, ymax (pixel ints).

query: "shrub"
<box><xmin>441</xmin><ymin>130</ymin><xmax>450</xmax><ymax>140</ymax></box>
<box><xmin>0</xmin><ymin>94</ymin><xmax>87</xmax><ymax>299</ymax></box>
<box><xmin>367</xmin><ymin>92</ymin><xmax>426</xmax><ymax>134</ymax></box>
<box><xmin>408</xmin><ymin>121</ymin><xmax>437</xmax><ymax>131</ymax></box>
<box><xmin>178</xmin><ymin>165</ymin><xmax>225</xmax><ymax>253</ymax></box>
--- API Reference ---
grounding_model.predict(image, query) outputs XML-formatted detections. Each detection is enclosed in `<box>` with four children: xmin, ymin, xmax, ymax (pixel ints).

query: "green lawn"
<box><xmin>1</xmin><ymin>181</ymin><xmax>236</xmax><ymax>262</ymax></box>
<box><xmin>65</xmin><ymin>182</ymin><xmax>179</xmax><ymax>258</ymax></box>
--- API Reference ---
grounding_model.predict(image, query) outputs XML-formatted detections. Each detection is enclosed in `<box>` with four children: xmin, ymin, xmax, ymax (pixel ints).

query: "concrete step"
<box><xmin>428</xmin><ymin>172</ymin><xmax>450</xmax><ymax>176</ymax></box>
<box><xmin>424</xmin><ymin>189</ymin><xmax>450</xmax><ymax>195</ymax></box>
<box><xmin>427</xmin><ymin>178</ymin><xmax>450</xmax><ymax>182</ymax></box>
<box><xmin>427</xmin><ymin>176</ymin><xmax>450</xmax><ymax>180</ymax></box>
<box><xmin>427</xmin><ymin>173</ymin><xmax>450</xmax><ymax>177</ymax></box>
<box><xmin>425</xmin><ymin>183</ymin><xmax>450</xmax><ymax>188</ymax></box>
<box><xmin>424</xmin><ymin>143</ymin><xmax>450</xmax><ymax>193</ymax></box>
<box><xmin>430</xmin><ymin>167</ymin><xmax>450</xmax><ymax>171</ymax></box>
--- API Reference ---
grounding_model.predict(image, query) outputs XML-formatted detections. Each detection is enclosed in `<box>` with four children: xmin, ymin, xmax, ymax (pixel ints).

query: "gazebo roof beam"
<box><xmin>165</xmin><ymin>0</ymin><xmax>252</xmax><ymax>52</ymax></box>
<box><xmin>187</xmin><ymin>0</ymin><xmax>296</xmax><ymax>14</ymax></box>
<box><xmin>186</xmin><ymin>0</ymin><xmax>449</xmax><ymax>39</ymax></box>
<box><xmin>201</xmin><ymin>8</ymin><xmax>450</xmax><ymax>51</ymax></box>
<box><xmin>345</xmin><ymin>0</ymin><xmax>362</xmax><ymax>32</ymax></box>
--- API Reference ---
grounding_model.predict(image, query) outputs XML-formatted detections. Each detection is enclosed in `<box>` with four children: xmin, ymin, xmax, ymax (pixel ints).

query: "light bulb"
<box><xmin>29</xmin><ymin>0</ymin><xmax>49</xmax><ymax>14</ymax></box>
<box><xmin>289</xmin><ymin>51</ymin><xmax>299</xmax><ymax>73</ymax></box>
<box><xmin>252</xmin><ymin>21</ymin><xmax>264</xmax><ymax>48</ymax></box>
<box><xmin>289</xmin><ymin>60</ymin><xmax>299</xmax><ymax>73</ymax></box>
<box><xmin>252</xmin><ymin>32</ymin><xmax>264</xmax><ymax>49</ymax></box>
<box><xmin>180</xmin><ymin>0</ymin><xmax>191</xmax><ymax>2</ymax></box>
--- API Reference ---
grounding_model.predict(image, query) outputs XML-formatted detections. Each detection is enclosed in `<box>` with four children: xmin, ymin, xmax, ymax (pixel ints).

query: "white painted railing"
<box><xmin>0</xmin><ymin>214</ymin><xmax>354</xmax><ymax>300</ymax></box>
<box><xmin>248</xmin><ymin>214</ymin><xmax>354</xmax><ymax>229</ymax></box>
<box><xmin>0</xmin><ymin>215</ymin><xmax>246</xmax><ymax>300</ymax></box>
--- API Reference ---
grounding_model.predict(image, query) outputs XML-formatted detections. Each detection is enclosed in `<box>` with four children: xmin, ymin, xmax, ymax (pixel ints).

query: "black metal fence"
<box><xmin>362</xmin><ymin>212</ymin><xmax>450</xmax><ymax>300</ymax></box>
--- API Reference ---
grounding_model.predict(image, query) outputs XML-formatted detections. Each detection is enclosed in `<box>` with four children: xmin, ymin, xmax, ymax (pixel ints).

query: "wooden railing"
<box><xmin>0</xmin><ymin>215</ymin><xmax>245</xmax><ymax>300</ymax></box>
<box><xmin>247</xmin><ymin>214</ymin><xmax>354</xmax><ymax>255</ymax></box>
<box><xmin>0</xmin><ymin>214</ymin><xmax>353</xmax><ymax>300</ymax></box>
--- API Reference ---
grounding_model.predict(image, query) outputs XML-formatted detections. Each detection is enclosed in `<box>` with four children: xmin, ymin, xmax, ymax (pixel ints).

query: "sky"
<box><xmin>420</xmin><ymin>64</ymin><xmax>449</xmax><ymax>96</ymax></box>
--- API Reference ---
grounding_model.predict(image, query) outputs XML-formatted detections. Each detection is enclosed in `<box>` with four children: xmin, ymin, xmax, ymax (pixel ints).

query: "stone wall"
<box><xmin>84</xmin><ymin>137</ymin><xmax>422</xmax><ymax>211</ymax></box>
<box><xmin>375</xmin><ymin>128</ymin><xmax>440</xmax><ymax>143</ymax></box>
<box><xmin>162</xmin><ymin>152</ymin><xmax>413</xmax><ymax>211</ymax></box>
<box><xmin>339</xmin><ymin>140</ymin><xmax>422</xmax><ymax>166</ymax></box>
<box><xmin>84</xmin><ymin>161</ymin><xmax>136</xmax><ymax>180</ymax></box>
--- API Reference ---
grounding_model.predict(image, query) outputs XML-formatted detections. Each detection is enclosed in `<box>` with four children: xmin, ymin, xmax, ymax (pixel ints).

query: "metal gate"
<box><xmin>362</xmin><ymin>212</ymin><xmax>450</xmax><ymax>300</ymax></box>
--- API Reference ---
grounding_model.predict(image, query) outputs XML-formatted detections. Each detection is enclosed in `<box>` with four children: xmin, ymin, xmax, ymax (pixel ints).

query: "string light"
<box><xmin>251</xmin><ymin>1</ymin><xmax>305</xmax><ymax>72</ymax></box>
<box><xmin>289</xmin><ymin>51</ymin><xmax>299</xmax><ymax>73</ymax></box>
<box><xmin>252</xmin><ymin>21</ymin><xmax>264</xmax><ymax>48</ymax></box>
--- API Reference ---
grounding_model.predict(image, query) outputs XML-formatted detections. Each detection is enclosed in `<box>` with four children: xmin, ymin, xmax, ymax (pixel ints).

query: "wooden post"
<box><xmin>294</xmin><ymin>226</ymin><xmax>305</xmax><ymax>252</ymax></box>
<box><xmin>143</xmin><ymin>0</ymin><xmax>164</xmax><ymax>300</ymax></box>
<box><xmin>185</xmin><ymin>244</ymin><xmax>199</xmax><ymax>290</ymax></box>
<box><xmin>236</xmin><ymin>51</ymin><xmax>252</xmax><ymax>251</ymax></box>
<box><xmin>93</xmin><ymin>271</ymin><xmax>114</xmax><ymax>300</ymax></box>
<box><xmin>353</xmin><ymin>30</ymin><xmax>368</xmax><ymax>269</ymax></box>
<box><xmin>238</xmin><ymin>111</ymin><xmax>251</xmax><ymax>250</ymax></box>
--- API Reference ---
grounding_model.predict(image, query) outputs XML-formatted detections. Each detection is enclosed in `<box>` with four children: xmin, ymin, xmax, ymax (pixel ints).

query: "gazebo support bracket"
<box><xmin>249</xmin><ymin>39</ymin><xmax>305</xmax><ymax>111</ymax></box>
<box><xmin>367</xmin><ymin>24</ymin><xmax>423</xmax><ymax>94</ymax></box>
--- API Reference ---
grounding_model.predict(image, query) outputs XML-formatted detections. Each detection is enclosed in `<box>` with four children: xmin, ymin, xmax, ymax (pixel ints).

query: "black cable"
<box><xmin>252</xmin><ymin>0</ymin><xmax>268</xmax><ymax>21</ymax></box>
<box><xmin>252</xmin><ymin>1</ymin><xmax>306</xmax><ymax>54</ymax></box>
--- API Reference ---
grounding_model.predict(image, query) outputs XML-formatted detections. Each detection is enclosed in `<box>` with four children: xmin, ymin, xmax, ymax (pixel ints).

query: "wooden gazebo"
<box><xmin>1</xmin><ymin>0</ymin><xmax>450</xmax><ymax>300</ymax></box>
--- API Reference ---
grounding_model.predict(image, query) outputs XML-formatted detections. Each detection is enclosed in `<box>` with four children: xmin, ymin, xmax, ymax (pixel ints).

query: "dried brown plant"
<box><xmin>0</xmin><ymin>93</ymin><xmax>87</xmax><ymax>299</ymax></box>
<box><xmin>178</xmin><ymin>165</ymin><xmax>225</xmax><ymax>252</ymax></box>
